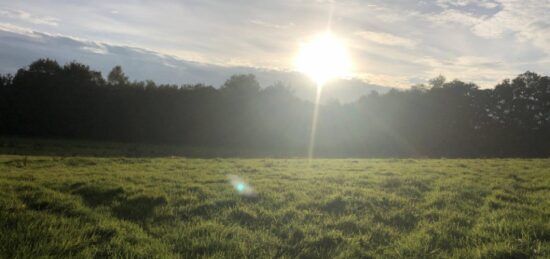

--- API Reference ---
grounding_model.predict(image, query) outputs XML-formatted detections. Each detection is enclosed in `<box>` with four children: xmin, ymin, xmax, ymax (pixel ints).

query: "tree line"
<box><xmin>1</xmin><ymin>59</ymin><xmax>549</xmax><ymax>157</ymax></box>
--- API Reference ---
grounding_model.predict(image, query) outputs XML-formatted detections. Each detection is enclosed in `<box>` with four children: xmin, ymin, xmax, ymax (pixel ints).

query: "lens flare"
<box><xmin>228</xmin><ymin>175</ymin><xmax>256</xmax><ymax>197</ymax></box>
<box><xmin>236</xmin><ymin>183</ymin><xmax>245</xmax><ymax>192</ymax></box>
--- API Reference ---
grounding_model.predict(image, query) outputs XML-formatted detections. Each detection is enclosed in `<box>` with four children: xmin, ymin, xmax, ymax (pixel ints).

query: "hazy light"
<box><xmin>295</xmin><ymin>32</ymin><xmax>352</xmax><ymax>86</ymax></box>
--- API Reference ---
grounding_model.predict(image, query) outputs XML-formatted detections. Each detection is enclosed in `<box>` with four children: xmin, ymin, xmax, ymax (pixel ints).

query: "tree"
<box><xmin>429</xmin><ymin>75</ymin><xmax>446</xmax><ymax>89</ymax></box>
<box><xmin>107</xmin><ymin>66</ymin><xmax>129</xmax><ymax>86</ymax></box>
<box><xmin>27</xmin><ymin>59</ymin><xmax>62</xmax><ymax>75</ymax></box>
<box><xmin>0</xmin><ymin>74</ymin><xmax>13</xmax><ymax>88</ymax></box>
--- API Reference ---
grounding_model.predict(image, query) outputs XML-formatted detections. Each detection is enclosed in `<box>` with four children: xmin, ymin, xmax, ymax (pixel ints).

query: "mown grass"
<box><xmin>1</xmin><ymin>155</ymin><xmax>549</xmax><ymax>258</ymax></box>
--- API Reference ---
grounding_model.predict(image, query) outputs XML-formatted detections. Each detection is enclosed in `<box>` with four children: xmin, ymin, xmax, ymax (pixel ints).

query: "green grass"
<box><xmin>1</xmin><ymin>155</ymin><xmax>549</xmax><ymax>258</ymax></box>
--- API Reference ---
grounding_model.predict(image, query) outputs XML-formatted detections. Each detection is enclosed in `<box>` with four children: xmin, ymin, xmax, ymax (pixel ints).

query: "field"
<box><xmin>1</xmin><ymin>153</ymin><xmax>550</xmax><ymax>258</ymax></box>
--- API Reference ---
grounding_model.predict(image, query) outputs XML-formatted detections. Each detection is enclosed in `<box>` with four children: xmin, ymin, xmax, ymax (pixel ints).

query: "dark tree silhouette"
<box><xmin>1</xmin><ymin>59</ymin><xmax>549</xmax><ymax>157</ymax></box>
<box><xmin>107</xmin><ymin>65</ymin><xmax>129</xmax><ymax>86</ymax></box>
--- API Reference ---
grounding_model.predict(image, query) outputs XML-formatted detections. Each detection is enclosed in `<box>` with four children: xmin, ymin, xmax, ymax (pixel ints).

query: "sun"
<box><xmin>295</xmin><ymin>32</ymin><xmax>352</xmax><ymax>86</ymax></box>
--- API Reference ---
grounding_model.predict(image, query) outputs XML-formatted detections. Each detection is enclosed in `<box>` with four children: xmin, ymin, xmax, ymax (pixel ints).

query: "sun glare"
<box><xmin>295</xmin><ymin>32</ymin><xmax>352</xmax><ymax>86</ymax></box>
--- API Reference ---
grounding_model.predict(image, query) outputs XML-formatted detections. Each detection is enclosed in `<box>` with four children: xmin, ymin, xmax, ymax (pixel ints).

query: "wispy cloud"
<box><xmin>436</xmin><ymin>0</ymin><xmax>500</xmax><ymax>9</ymax></box>
<box><xmin>0</xmin><ymin>8</ymin><xmax>59</xmax><ymax>26</ymax></box>
<box><xmin>355</xmin><ymin>30</ymin><xmax>417</xmax><ymax>49</ymax></box>
<box><xmin>472</xmin><ymin>0</ymin><xmax>550</xmax><ymax>52</ymax></box>
<box><xmin>429</xmin><ymin>0</ymin><xmax>550</xmax><ymax>56</ymax></box>
<box><xmin>428</xmin><ymin>9</ymin><xmax>485</xmax><ymax>27</ymax></box>
<box><xmin>81</xmin><ymin>44</ymin><xmax>109</xmax><ymax>55</ymax></box>
<box><xmin>250</xmin><ymin>19</ymin><xmax>294</xmax><ymax>30</ymax></box>
<box><xmin>0</xmin><ymin>22</ymin><xmax>39</xmax><ymax>37</ymax></box>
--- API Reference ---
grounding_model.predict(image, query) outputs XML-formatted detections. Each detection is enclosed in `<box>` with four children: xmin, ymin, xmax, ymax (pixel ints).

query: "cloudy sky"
<box><xmin>0</xmin><ymin>0</ymin><xmax>549</xmax><ymax>89</ymax></box>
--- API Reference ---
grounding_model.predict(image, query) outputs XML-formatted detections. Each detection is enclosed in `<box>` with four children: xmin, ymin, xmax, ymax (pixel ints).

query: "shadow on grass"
<box><xmin>113</xmin><ymin>195</ymin><xmax>167</xmax><ymax>221</ymax></box>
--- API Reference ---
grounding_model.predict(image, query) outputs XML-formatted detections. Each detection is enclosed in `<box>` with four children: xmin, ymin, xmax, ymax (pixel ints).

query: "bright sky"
<box><xmin>0</xmin><ymin>0</ymin><xmax>549</xmax><ymax>88</ymax></box>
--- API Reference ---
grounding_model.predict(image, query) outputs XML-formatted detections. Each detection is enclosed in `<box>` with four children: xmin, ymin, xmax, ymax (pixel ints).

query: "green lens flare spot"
<box><xmin>236</xmin><ymin>183</ymin><xmax>245</xmax><ymax>192</ymax></box>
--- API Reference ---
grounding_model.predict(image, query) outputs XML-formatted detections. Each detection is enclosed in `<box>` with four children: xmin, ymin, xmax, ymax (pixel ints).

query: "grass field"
<box><xmin>1</xmin><ymin>154</ymin><xmax>549</xmax><ymax>258</ymax></box>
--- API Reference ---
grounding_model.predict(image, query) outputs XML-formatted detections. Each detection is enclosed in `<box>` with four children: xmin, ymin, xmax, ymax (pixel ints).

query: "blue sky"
<box><xmin>0</xmin><ymin>0</ymin><xmax>548</xmax><ymax>89</ymax></box>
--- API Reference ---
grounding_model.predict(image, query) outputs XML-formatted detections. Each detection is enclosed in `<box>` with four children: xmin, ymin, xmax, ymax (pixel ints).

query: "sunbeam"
<box><xmin>307</xmin><ymin>85</ymin><xmax>323</xmax><ymax>160</ymax></box>
<box><xmin>295</xmin><ymin>32</ymin><xmax>352</xmax><ymax>161</ymax></box>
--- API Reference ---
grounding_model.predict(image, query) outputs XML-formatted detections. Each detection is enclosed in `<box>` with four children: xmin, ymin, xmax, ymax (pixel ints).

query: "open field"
<box><xmin>1</xmin><ymin>155</ymin><xmax>549</xmax><ymax>258</ymax></box>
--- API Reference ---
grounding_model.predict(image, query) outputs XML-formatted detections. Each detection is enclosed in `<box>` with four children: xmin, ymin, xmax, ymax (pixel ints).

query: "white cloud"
<box><xmin>472</xmin><ymin>0</ymin><xmax>550</xmax><ymax>52</ymax></box>
<box><xmin>430</xmin><ymin>0</ymin><xmax>550</xmax><ymax>55</ymax></box>
<box><xmin>81</xmin><ymin>44</ymin><xmax>108</xmax><ymax>55</ymax></box>
<box><xmin>355</xmin><ymin>30</ymin><xmax>417</xmax><ymax>49</ymax></box>
<box><xmin>0</xmin><ymin>22</ymin><xmax>38</xmax><ymax>37</ymax></box>
<box><xmin>0</xmin><ymin>8</ymin><xmax>59</xmax><ymax>26</ymax></box>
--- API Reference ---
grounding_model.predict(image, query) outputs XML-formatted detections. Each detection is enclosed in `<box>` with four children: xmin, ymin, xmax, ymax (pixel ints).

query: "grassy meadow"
<box><xmin>1</xmin><ymin>146</ymin><xmax>549</xmax><ymax>258</ymax></box>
